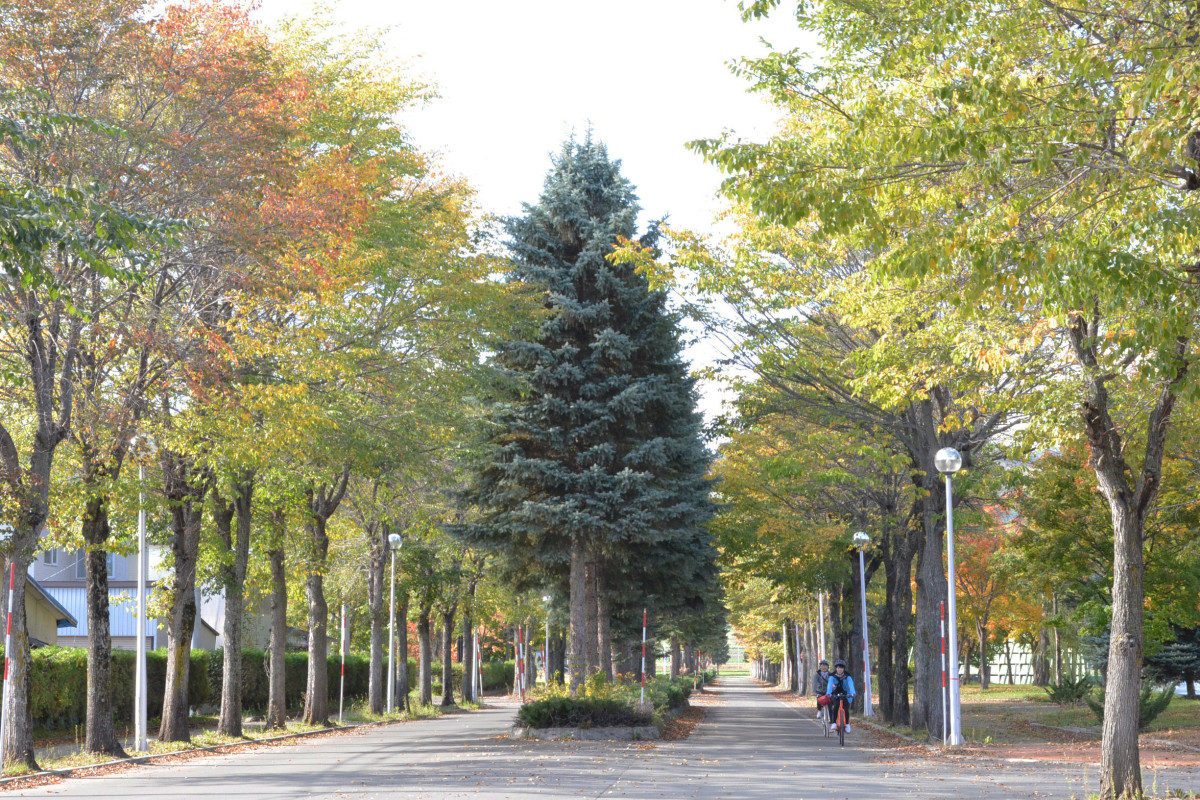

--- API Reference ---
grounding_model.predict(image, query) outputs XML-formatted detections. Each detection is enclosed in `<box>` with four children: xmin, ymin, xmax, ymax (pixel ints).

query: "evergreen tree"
<box><xmin>458</xmin><ymin>134</ymin><xmax>716</xmax><ymax>693</ymax></box>
<box><xmin>1147</xmin><ymin>626</ymin><xmax>1200</xmax><ymax>700</ymax></box>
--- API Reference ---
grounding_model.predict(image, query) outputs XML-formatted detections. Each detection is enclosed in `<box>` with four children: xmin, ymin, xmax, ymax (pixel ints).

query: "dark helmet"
<box><xmin>819</xmin><ymin>659</ymin><xmax>829</xmax><ymax>667</ymax></box>
<box><xmin>834</xmin><ymin>659</ymin><xmax>847</xmax><ymax>669</ymax></box>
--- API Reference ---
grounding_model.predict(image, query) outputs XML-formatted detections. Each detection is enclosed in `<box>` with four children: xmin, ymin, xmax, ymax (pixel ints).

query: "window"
<box><xmin>43</xmin><ymin>548</ymin><xmax>58</xmax><ymax>566</ymax></box>
<box><xmin>73</xmin><ymin>552</ymin><xmax>116</xmax><ymax>579</ymax></box>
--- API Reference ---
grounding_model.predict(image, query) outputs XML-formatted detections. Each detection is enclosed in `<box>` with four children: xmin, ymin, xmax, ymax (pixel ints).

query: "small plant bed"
<box><xmin>509</xmin><ymin>673</ymin><xmax>696</xmax><ymax>741</ymax></box>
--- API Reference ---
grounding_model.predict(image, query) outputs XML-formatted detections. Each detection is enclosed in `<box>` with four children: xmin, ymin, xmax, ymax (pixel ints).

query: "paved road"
<box><xmin>7</xmin><ymin>677</ymin><xmax>1198</xmax><ymax>799</ymax></box>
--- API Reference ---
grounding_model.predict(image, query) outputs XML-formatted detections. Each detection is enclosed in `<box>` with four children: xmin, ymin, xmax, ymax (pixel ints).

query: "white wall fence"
<box><xmin>961</xmin><ymin>640</ymin><xmax>1091</xmax><ymax>685</ymax></box>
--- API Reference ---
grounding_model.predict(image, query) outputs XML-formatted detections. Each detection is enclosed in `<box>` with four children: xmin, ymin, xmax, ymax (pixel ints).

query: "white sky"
<box><xmin>256</xmin><ymin>0</ymin><xmax>809</xmax><ymax>419</ymax></box>
<box><xmin>258</xmin><ymin>0</ymin><xmax>806</xmax><ymax>229</ymax></box>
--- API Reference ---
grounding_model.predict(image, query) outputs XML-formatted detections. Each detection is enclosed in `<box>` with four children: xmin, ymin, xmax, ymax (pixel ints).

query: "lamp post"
<box><xmin>386</xmin><ymin>532</ymin><xmax>402</xmax><ymax>713</ymax></box>
<box><xmin>131</xmin><ymin>434</ymin><xmax>153</xmax><ymax>753</ymax></box>
<box><xmin>852</xmin><ymin>531</ymin><xmax>874</xmax><ymax>718</ymax></box>
<box><xmin>541</xmin><ymin>595</ymin><xmax>551</xmax><ymax>685</ymax></box>
<box><xmin>934</xmin><ymin>446</ymin><xmax>964</xmax><ymax>746</ymax></box>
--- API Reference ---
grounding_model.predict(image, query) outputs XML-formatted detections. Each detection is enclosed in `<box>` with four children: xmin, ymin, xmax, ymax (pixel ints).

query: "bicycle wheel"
<box><xmin>822</xmin><ymin>705</ymin><xmax>831</xmax><ymax>738</ymax></box>
<box><xmin>837</xmin><ymin>703</ymin><xmax>845</xmax><ymax>747</ymax></box>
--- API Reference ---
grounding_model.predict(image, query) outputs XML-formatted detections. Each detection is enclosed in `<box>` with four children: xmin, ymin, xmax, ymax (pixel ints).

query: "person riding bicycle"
<box><xmin>820</xmin><ymin>659</ymin><xmax>856</xmax><ymax>733</ymax></box>
<box><xmin>813</xmin><ymin>659</ymin><xmax>831</xmax><ymax>719</ymax></box>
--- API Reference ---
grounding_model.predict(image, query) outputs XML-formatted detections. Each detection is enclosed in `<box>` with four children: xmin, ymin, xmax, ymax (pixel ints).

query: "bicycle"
<box><xmin>819</xmin><ymin>701</ymin><xmax>831</xmax><ymax>738</ymax></box>
<box><xmin>830</xmin><ymin>691</ymin><xmax>849</xmax><ymax>747</ymax></box>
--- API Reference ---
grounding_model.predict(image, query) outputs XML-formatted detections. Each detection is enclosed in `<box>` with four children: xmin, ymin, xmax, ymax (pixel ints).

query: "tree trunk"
<box><xmin>217</xmin><ymin>473</ymin><xmax>253</xmax><ymax>738</ymax></box>
<box><xmin>461</xmin><ymin>595</ymin><xmax>474</xmax><ymax>703</ymax></box>
<box><xmin>551</xmin><ymin>629</ymin><xmax>566</xmax><ymax>684</ymax></box>
<box><xmin>440</xmin><ymin>605</ymin><xmax>456</xmax><ymax>707</ymax></box>
<box><xmin>1099</xmin><ymin>503</ymin><xmax>1147</xmax><ymax>799</ymax></box>
<box><xmin>418</xmin><ymin>604</ymin><xmax>433</xmax><ymax>706</ymax></box>
<box><xmin>0</xmin><ymin>552</ymin><xmax>37</xmax><ymax>769</ymax></box>
<box><xmin>1052</xmin><ymin>592</ymin><xmax>1062</xmax><ymax>686</ymax></box>
<box><xmin>81</xmin><ymin>498</ymin><xmax>126</xmax><ymax>758</ymax></box>
<box><xmin>597</xmin><ymin>583</ymin><xmax>613</xmax><ymax>680</ymax></box>
<box><xmin>367</xmin><ymin>523</ymin><xmax>385</xmax><ymax>715</ymax></box>
<box><xmin>912</xmin><ymin>459</ymin><xmax>947</xmax><ymax>741</ymax></box>
<box><xmin>569</xmin><ymin>539</ymin><xmax>588</xmax><ymax>694</ymax></box>
<box><xmin>1067</xmin><ymin>311</ymin><xmax>1186</xmax><ymax>800</ymax></box>
<box><xmin>1033</xmin><ymin>628</ymin><xmax>1051</xmax><ymax>686</ymax></box>
<box><xmin>159</xmin><ymin>452</ymin><xmax>206</xmax><ymax>743</ymax></box>
<box><xmin>397</xmin><ymin>594</ymin><xmax>410</xmax><ymax>713</ymax></box>
<box><xmin>265</xmin><ymin>543</ymin><xmax>287</xmax><ymax>730</ymax></box>
<box><xmin>301</xmin><ymin>472</ymin><xmax>349</xmax><ymax>727</ymax></box>
<box><xmin>670</xmin><ymin>635</ymin><xmax>681</xmax><ymax>678</ymax></box>
<box><xmin>302</xmin><ymin>521</ymin><xmax>330</xmax><ymax>726</ymax></box>
<box><xmin>977</xmin><ymin>618</ymin><xmax>990</xmax><ymax>691</ymax></box>
<box><xmin>584</xmin><ymin>556</ymin><xmax>599</xmax><ymax>674</ymax></box>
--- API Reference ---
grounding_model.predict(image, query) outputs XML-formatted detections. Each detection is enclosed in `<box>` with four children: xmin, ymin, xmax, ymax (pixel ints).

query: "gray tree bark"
<box><xmin>461</xmin><ymin>591</ymin><xmax>475</xmax><ymax>703</ymax></box>
<box><xmin>265</xmin><ymin>541</ymin><xmax>288</xmax><ymax>730</ymax></box>
<box><xmin>596</xmin><ymin>580</ymin><xmax>613</xmax><ymax>680</ymax></box>
<box><xmin>80</xmin><ymin>498</ymin><xmax>126</xmax><ymax>758</ymax></box>
<box><xmin>302</xmin><ymin>470</ymin><xmax>350</xmax><ymax>727</ymax></box>
<box><xmin>569</xmin><ymin>539</ymin><xmax>588</xmax><ymax>695</ymax></box>
<box><xmin>440</xmin><ymin>605</ymin><xmax>457</xmax><ymax>707</ymax></box>
<box><xmin>159</xmin><ymin>451</ymin><xmax>207</xmax><ymax>743</ymax></box>
<box><xmin>1067</xmin><ymin>310</ymin><xmax>1187</xmax><ymax>800</ymax></box>
<box><xmin>216</xmin><ymin>473</ymin><xmax>253</xmax><ymax>737</ymax></box>
<box><xmin>584</xmin><ymin>556</ymin><xmax>599</xmax><ymax>674</ymax></box>
<box><xmin>397</xmin><ymin>594</ymin><xmax>410</xmax><ymax>713</ymax></box>
<box><xmin>417</xmin><ymin>604</ymin><xmax>433</xmax><ymax>706</ymax></box>
<box><xmin>366</xmin><ymin>522</ymin><xmax>385</xmax><ymax>714</ymax></box>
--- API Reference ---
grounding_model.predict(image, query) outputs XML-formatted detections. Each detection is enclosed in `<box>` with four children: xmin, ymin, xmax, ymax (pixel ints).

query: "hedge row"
<box><xmin>517</xmin><ymin>697</ymin><xmax>652</xmax><ymax>728</ymax></box>
<box><xmin>6</xmin><ymin>647</ymin><xmax>511</xmax><ymax>730</ymax></box>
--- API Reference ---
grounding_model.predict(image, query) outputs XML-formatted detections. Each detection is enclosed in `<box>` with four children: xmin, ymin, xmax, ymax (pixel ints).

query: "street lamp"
<box><xmin>541</xmin><ymin>595</ymin><xmax>551</xmax><ymax>685</ymax></box>
<box><xmin>852</xmin><ymin>531</ymin><xmax>874</xmax><ymax>718</ymax></box>
<box><xmin>934</xmin><ymin>446</ymin><xmax>964</xmax><ymax>746</ymax></box>
<box><xmin>386</xmin><ymin>532</ymin><xmax>402</xmax><ymax>713</ymax></box>
<box><xmin>130</xmin><ymin>434</ymin><xmax>153</xmax><ymax>752</ymax></box>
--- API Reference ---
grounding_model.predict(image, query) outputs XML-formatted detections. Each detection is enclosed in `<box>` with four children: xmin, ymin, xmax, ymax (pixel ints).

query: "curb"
<box><xmin>0</xmin><ymin>713</ymin><xmax>439</xmax><ymax>789</ymax></box>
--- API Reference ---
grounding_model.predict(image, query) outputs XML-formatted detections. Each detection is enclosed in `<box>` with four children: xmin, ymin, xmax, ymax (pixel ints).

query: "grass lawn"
<box><xmin>953</xmin><ymin>684</ymin><xmax>1200</xmax><ymax>747</ymax></box>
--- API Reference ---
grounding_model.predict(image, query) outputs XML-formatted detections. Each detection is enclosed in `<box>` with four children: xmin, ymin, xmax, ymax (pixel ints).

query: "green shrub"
<box><xmin>430</xmin><ymin>660</ymin><xmax>465</xmax><ymax>697</ymax></box>
<box><xmin>517</xmin><ymin>697</ymin><xmax>652</xmax><ymax>728</ymax></box>
<box><xmin>481</xmin><ymin>660</ymin><xmax>514</xmax><ymax>691</ymax></box>
<box><xmin>1086</xmin><ymin>682</ymin><xmax>1175</xmax><ymax>730</ymax></box>
<box><xmin>11</xmin><ymin>644</ymin><xmax>387</xmax><ymax>730</ymax></box>
<box><xmin>1044</xmin><ymin>674</ymin><xmax>1093</xmax><ymax>706</ymax></box>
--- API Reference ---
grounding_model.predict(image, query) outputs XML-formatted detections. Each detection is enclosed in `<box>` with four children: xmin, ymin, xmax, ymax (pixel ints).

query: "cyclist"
<box><xmin>813</xmin><ymin>659</ymin><xmax>831</xmax><ymax>719</ymax></box>
<box><xmin>824</xmin><ymin>659</ymin><xmax>856</xmax><ymax>733</ymax></box>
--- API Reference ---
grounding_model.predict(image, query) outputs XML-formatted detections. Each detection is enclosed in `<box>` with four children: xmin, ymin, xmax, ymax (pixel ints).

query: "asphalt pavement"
<box><xmin>6</xmin><ymin>676</ymin><xmax>1198</xmax><ymax>799</ymax></box>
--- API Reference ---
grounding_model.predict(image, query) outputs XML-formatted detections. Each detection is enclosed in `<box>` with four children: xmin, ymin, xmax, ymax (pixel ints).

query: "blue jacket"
<box><xmin>827</xmin><ymin>673</ymin><xmax>856</xmax><ymax>698</ymax></box>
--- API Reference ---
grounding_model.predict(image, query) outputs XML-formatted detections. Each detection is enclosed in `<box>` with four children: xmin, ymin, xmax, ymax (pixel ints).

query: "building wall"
<box><xmin>26</xmin><ymin>594</ymin><xmax>61</xmax><ymax>646</ymax></box>
<box><xmin>59</xmin><ymin>635</ymin><xmax>151</xmax><ymax>651</ymax></box>
<box><xmin>30</xmin><ymin>548</ymin><xmax>139</xmax><ymax>586</ymax></box>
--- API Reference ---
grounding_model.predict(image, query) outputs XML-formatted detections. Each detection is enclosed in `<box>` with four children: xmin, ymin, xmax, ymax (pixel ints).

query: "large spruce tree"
<box><xmin>460</xmin><ymin>135</ymin><xmax>715</xmax><ymax>693</ymax></box>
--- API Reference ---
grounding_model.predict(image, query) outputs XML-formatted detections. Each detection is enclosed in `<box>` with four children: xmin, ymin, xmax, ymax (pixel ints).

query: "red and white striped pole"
<box><xmin>338</xmin><ymin>604</ymin><xmax>346</xmax><ymax>724</ymax></box>
<box><xmin>0</xmin><ymin>563</ymin><xmax>14</xmax><ymax>770</ymax></box>
<box><xmin>640</xmin><ymin>608</ymin><xmax>647</xmax><ymax>705</ymax></box>
<box><xmin>940</xmin><ymin>600</ymin><xmax>947</xmax><ymax>746</ymax></box>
